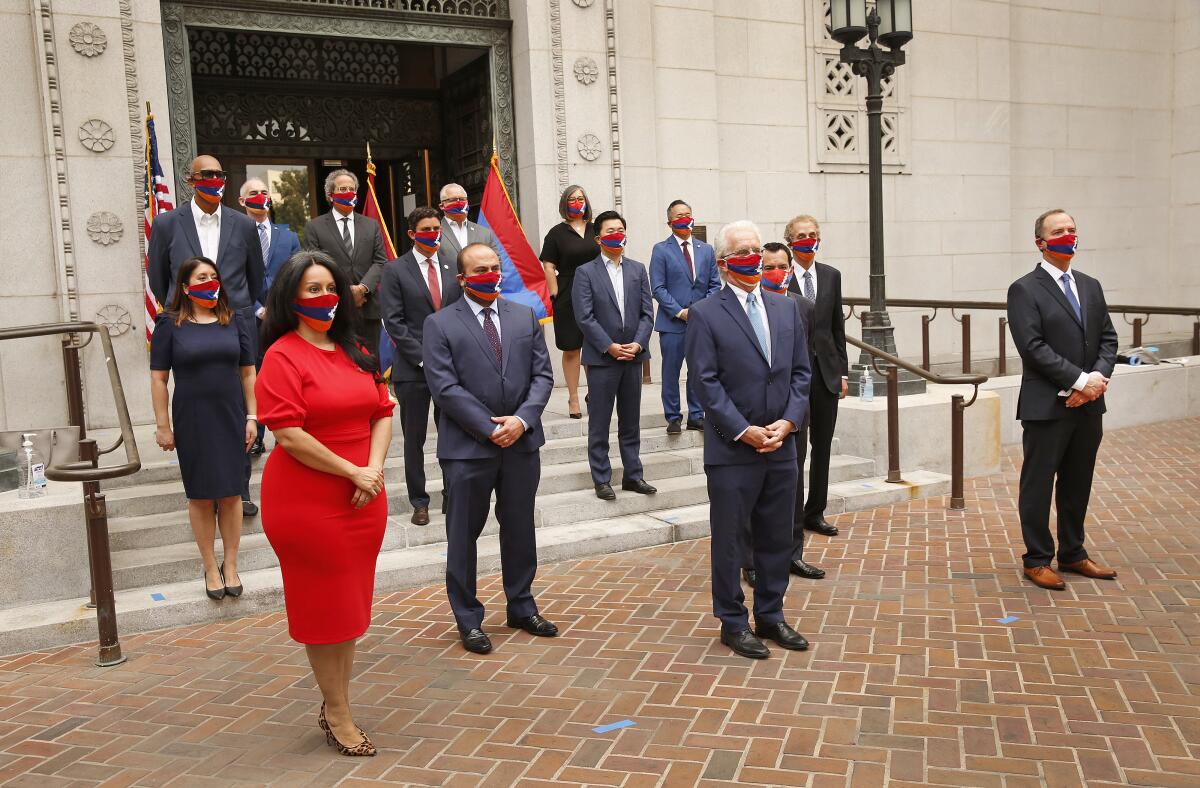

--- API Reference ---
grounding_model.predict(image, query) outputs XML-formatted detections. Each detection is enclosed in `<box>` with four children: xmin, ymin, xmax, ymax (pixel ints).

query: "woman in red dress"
<box><xmin>256</xmin><ymin>250</ymin><xmax>393</xmax><ymax>757</ymax></box>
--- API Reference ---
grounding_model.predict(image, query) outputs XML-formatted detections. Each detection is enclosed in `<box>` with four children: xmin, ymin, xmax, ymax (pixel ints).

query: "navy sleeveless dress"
<box><xmin>150</xmin><ymin>312</ymin><xmax>254</xmax><ymax>500</ymax></box>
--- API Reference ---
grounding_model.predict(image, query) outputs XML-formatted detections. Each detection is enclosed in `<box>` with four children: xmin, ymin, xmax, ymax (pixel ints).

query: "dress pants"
<box><xmin>441</xmin><ymin>451</ymin><xmax>541</xmax><ymax>632</ymax></box>
<box><xmin>709</xmin><ymin>460</ymin><xmax>797</xmax><ymax>632</ymax></box>
<box><xmin>1018</xmin><ymin>411</ymin><xmax>1103</xmax><ymax>568</ymax></box>
<box><xmin>803</xmin><ymin>365</ymin><xmax>839</xmax><ymax>525</ymax></box>
<box><xmin>585</xmin><ymin>362</ymin><xmax>644</xmax><ymax>485</ymax></box>
<box><xmin>395</xmin><ymin>378</ymin><xmax>440</xmax><ymax>508</ymax></box>
<box><xmin>658</xmin><ymin>331</ymin><xmax>702</xmax><ymax>422</ymax></box>
<box><xmin>741</xmin><ymin>426</ymin><xmax>807</xmax><ymax>568</ymax></box>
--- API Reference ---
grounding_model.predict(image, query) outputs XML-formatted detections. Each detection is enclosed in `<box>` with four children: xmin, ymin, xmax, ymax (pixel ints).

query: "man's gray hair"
<box><xmin>323</xmin><ymin>168</ymin><xmax>359</xmax><ymax>197</ymax></box>
<box><xmin>714</xmin><ymin>220</ymin><xmax>763</xmax><ymax>258</ymax></box>
<box><xmin>239</xmin><ymin>177</ymin><xmax>267</xmax><ymax>198</ymax></box>
<box><xmin>439</xmin><ymin>182</ymin><xmax>467</xmax><ymax>201</ymax></box>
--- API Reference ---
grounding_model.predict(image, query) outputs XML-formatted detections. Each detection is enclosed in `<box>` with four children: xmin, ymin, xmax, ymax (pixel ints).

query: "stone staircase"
<box><xmin>0</xmin><ymin>385</ymin><xmax>951</xmax><ymax>656</ymax></box>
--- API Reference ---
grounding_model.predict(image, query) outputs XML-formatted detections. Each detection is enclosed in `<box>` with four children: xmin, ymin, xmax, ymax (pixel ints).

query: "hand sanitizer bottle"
<box><xmin>859</xmin><ymin>370</ymin><xmax>874</xmax><ymax>402</ymax></box>
<box><xmin>18</xmin><ymin>434</ymin><xmax>47</xmax><ymax>499</ymax></box>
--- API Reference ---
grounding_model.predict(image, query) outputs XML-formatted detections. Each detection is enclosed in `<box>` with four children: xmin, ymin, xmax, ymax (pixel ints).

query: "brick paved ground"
<box><xmin>0</xmin><ymin>418</ymin><xmax>1198</xmax><ymax>787</ymax></box>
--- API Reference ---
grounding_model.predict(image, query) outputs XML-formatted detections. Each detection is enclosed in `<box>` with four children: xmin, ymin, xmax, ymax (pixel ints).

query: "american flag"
<box><xmin>143</xmin><ymin>110</ymin><xmax>174</xmax><ymax>346</ymax></box>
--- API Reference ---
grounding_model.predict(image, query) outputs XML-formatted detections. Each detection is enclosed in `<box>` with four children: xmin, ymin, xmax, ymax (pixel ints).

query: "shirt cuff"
<box><xmin>1071</xmin><ymin>371</ymin><xmax>1089</xmax><ymax>391</ymax></box>
<box><xmin>516</xmin><ymin>416</ymin><xmax>528</xmax><ymax>431</ymax></box>
<box><xmin>675</xmin><ymin>309</ymin><xmax>685</xmax><ymax>318</ymax></box>
<box><xmin>734</xmin><ymin>426</ymin><xmax>749</xmax><ymax>442</ymax></box>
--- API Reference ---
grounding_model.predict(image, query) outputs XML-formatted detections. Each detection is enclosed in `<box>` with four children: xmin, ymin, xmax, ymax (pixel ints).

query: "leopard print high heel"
<box><xmin>318</xmin><ymin>702</ymin><xmax>376</xmax><ymax>757</ymax></box>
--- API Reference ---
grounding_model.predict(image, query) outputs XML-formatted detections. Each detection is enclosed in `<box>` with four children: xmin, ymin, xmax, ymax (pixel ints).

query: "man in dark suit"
<box><xmin>649</xmin><ymin>199</ymin><xmax>722</xmax><ymax>434</ymax></box>
<box><xmin>1008</xmin><ymin>209</ymin><xmax>1118</xmax><ymax>590</ymax></box>
<box><xmin>240</xmin><ymin>177</ymin><xmax>301</xmax><ymax>455</ymax></box>
<box><xmin>740</xmin><ymin>242</ymin><xmax>825</xmax><ymax>583</ymax></box>
<box><xmin>686</xmin><ymin>220</ymin><xmax>812</xmax><ymax>660</ymax></box>
<box><xmin>784</xmin><ymin>215</ymin><xmax>848</xmax><ymax>539</ymax></box>
<box><xmin>379</xmin><ymin>207</ymin><xmax>463</xmax><ymax>526</ymax></box>
<box><xmin>572</xmin><ymin>210</ymin><xmax>657</xmax><ymax>500</ymax></box>
<box><xmin>148</xmin><ymin>154</ymin><xmax>264</xmax><ymax>514</ymax></box>
<box><xmin>423</xmin><ymin>242</ymin><xmax>557</xmax><ymax>654</ymax></box>
<box><xmin>437</xmin><ymin>181</ymin><xmax>501</xmax><ymax>262</ymax></box>
<box><xmin>302</xmin><ymin>168</ymin><xmax>387</xmax><ymax>358</ymax></box>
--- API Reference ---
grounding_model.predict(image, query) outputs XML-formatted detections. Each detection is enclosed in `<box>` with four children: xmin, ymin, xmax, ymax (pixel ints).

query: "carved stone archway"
<box><xmin>160</xmin><ymin>0</ymin><xmax>518</xmax><ymax>201</ymax></box>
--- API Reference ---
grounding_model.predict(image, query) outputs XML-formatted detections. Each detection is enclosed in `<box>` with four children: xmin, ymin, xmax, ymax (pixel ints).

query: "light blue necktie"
<box><xmin>1060</xmin><ymin>273</ymin><xmax>1082</xmax><ymax>323</ymax></box>
<box><xmin>746</xmin><ymin>292</ymin><xmax>769</xmax><ymax>363</ymax></box>
<box><xmin>803</xmin><ymin>270</ymin><xmax>815</xmax><ymax>301</ymax></box>
<box><xmin>258</xmin><ymin>222</ymin><xmax>269</xmax><ymax>262</ymax></box>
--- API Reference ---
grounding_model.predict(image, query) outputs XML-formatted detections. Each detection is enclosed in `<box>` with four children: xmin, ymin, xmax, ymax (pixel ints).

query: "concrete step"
<box><xmin>0</xmin><ymin>469</ymin><xmax>951</xmax><ymax>657</ymax></box>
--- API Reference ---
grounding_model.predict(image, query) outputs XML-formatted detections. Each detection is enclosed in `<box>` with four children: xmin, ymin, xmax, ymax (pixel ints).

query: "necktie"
<box><xmin>482</xmin><ymin>307</ymin><xmax>502</xmax><ymax>365</ymax></box>
<box><xmin>426</xmin><ymin>258</ymin><xmax>442</xmax><ymax>310</ymax></box>
<box><xmin>746</xmin><ymin>293</ymin><xmax>769</xmax><ymax>363</ymax></box>
<box><xmin>258</xmin><ymin>223</ymin><xmax>269</xmax><ymax>262</ymax></box>
<box><xmin>1060</xmin><ymin>273</ymin><xmax>1082</xmax><ymax>323</ymax></box>
<box><xmin>803</xmin><ymin>271</ymin><xmax>815</xmax><ymax>301</ymax></box>
<box><xmin>681</xmin><ymin>240</ymin><xmax>694</xmax><ymax>280</ymax></box>
<box><xmin>340</xmin><ymin>217</ymin><xmax>352</xmax><ymax>254</ymax></box>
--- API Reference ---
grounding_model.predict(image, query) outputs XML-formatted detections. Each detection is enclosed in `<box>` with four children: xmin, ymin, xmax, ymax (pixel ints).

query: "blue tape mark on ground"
<box><xmin>151</xmin><ymin>593</ymin><xmax>166</xmax><ymax>601</ymax></box>
<box><xmin>998</xmin><ymin>615</ymin><xmax>1020</xmax><ymax>624</ymax></box>
<box><xmin>593</xmin><ymin>719</ymin><xmax>636</xmax><ymax>734</ymax></box>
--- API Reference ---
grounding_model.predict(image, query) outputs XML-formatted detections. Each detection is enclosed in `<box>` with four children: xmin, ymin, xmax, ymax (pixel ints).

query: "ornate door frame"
<box><xmin>160</xmin><ymin>0</ymin><xmax>518</xmax><ymax>201</ymax></box>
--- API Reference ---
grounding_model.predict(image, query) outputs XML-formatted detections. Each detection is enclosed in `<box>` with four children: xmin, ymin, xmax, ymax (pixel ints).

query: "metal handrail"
<box><xmin>845</xmin><ymin>334</ymin><xmax>987</xmax><ymax>510</ymax></box>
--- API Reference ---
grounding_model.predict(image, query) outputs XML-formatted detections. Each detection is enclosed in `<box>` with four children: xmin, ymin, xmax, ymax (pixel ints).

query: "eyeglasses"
<box><xmin>192</xmin><ymin>169</ymin><xmax>227</xmax><ymax>180</ymax></box>
<box><xmin>721</xmin><ymin>247</ymin><xmax>764</xmax><ymax>259</ymax></box>
<box><xmin>439</xmin><ymin>196</ymin><xmax>467</xmax><ymax>204</ymax></box>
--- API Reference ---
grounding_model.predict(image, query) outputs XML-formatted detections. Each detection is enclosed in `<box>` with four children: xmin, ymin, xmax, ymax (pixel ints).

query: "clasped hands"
<box><xmin>739</xmin><ymin>419</ymin><xmax>796</xmax><ymax>454</ymax></box>
<box><xmin>1065</xmin><ymin>371</ymin><xmax>1109</xmax><ymax>408</ymax></box>
<box><xmin>349</xmin><ymin>464</ymin><xmax>385</xmax><ymax>509</ymax></box>
<box><xmin>490</xmin><ymin>415</ymin><xmax>526</xmax><ymax>448</ymax></box>
<box><xmin>351</xmin><ymin>283</ymin><xmax>368</xmax><ymax>307</ymax></box>
<box><xmin>607</xmin><ymin>342</ymin><xmax>641</xmax><ymax>362</ymax></box>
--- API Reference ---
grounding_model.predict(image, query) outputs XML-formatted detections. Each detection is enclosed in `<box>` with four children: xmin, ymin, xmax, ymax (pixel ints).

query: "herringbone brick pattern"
<box><xmin>0</xmin><ymin>418</ymin><xmax>1197</xmax><ymax>787</ymax></box>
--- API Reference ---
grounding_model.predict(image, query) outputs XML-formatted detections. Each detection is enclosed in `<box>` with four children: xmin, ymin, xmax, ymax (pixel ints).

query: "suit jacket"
<box><xmin>685</xmin><ymin>286</ymin><xmax>812</xmax><ymax>466</ymax></box>
<box><xmin>571</xmin><ymin>254</ymin><xmax>654</xmax><ymax>367</ymax></box>
<box><xmin>423</xmin><ymin>298</ymin><xmax>554</xmax><ymax>460</ymax></box>
<box><xmin>255</xmin><ymin>222</ymin><xmax>301</xmax><ymax>311</ymax></box>
<box><xmin>440</xmin><ymin>217</ymin><xmax>501</xmax><ymax>265</ymax></box>
<box><xmin>649</xmin><ymin>235</ymin><xmax>721</xmax><ymax>333</ymax></box>
<box><xmin>380</xmin><ymin>249</ymin><xmax>463</xmax><ymax>382</ymax></box>
<box><xmin>147</xmin><ymin>202</ymin><xmax>265</xmax><ymax>310</ymax></box>
<box><xmin>302</xmin><ymin>210</ymin><xmax>388</xmax><ymax>319</ymax></box>
<box><xmin>1007</xmin><ymin>264</ymin><xmax>1118</xmax><ymax>421</ymax></box>
<box><xmin>788</xmin><ymin>261</ymin><xmax>848</xmax><ymax>393</ymax></box>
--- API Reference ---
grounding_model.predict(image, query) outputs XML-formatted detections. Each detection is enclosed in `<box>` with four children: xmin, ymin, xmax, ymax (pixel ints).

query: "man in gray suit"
<box><xmin>302</xmin><ymin>168</ymin><xmax>388</xmax><ymax>358</ymax></box>
<box><xmin>572</xmin><ymin>210</ymin><xmax>657</xmax><ymax>500</ymax></box>
<box><xmin>437</xmin><ymin>181</ymin><xmax>501</xmax><ymax>262</ymax></box>
<box><xmin>423</xmin><ymin>242</ymin><xmax>557</xmax><ymax>654</ymax></box>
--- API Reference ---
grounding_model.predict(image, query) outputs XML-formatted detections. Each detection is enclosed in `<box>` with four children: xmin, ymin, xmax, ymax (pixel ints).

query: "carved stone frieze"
<box><xmin>549</xmin><ymin>0</ymin><xmax>567</xmax><ymax>190</ymax></box>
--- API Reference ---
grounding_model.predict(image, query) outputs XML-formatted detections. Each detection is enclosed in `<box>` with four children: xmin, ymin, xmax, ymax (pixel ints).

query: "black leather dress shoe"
<box><xmin>506</xmin><ymin>614</ymin><xmax>559</xmax><ymax>637</ymax></box>
<box><xmin>686</xmin><ymin>418</ymin><xmax>704</xmax><ymax>431</ymax></box>
<box><xmin>803</xmin><ymin>519</ymin><xmax>838</xmax><ymax>536</ymax></box>
<box><xmin>754</xmin><ymin>622</ymin><xmax>809</xmax><ymax>650</ymax></box>
<box><xmin>411</xmin><ymin>506</ymin><xmax>430</xmax><ymax>526</ymax></box>
<box><xmin>460</xmin><ymin>628</ymin><xmax>493</xmax><ymax>654</ymax></box>
<box><xmin>595</xmin><ymin>483</ymin><xmax>616</xmax><ymax>500</ymax></box>
<box><xmin>249</xmin><ymin>439</ymin><xmax>265</xmax><ymax>456</ymax></box>
<box><xmin>241</xmin><ymin>500</ymin><xmax>259</xmax><ymax>517</ymax></box>
<box><xmin>621</xmin><ymin>478</ymin><xmax>657</xmax><ymax>495</ymax></box>
<box><xmin>720</xmin><ymin>629</ymin><xmax>770</xmax><ymax>659</ymax></box>
<box><xmin>790</xmin><ymin>560</ymin><xmax>826</xmax><ymax>579</ymax></box>
<box><xmin>741</xmin><ymin>568</ymin><xmax>757</xmax><ymax>586</ymax></box>
<box><xmin>666</xmin><ymin>419</ymin><xmax>682</xmax><ymax>435</ymax></box>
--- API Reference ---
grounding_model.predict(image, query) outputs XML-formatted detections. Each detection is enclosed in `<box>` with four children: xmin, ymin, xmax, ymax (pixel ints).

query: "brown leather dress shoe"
<box><xmin>1059</xmin><ymin>559</ymin><xmax>1117</xmax><ymax>579</ymax></box>
<box><xmin>1023</xmin><ymin>566</ymin><xmax>1066</xmax><ymax>590</ymax></box>
<box><xmin>410</xmin><ymin>506</ymin><xmax>430</xmax><ymax>526</ymax></box>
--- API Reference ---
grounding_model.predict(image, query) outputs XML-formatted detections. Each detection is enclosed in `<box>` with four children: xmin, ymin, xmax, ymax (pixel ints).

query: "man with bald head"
<box><xmin>148</xmin><ymin>155</ymin><xmax>265</xmax><ymax>513</ymax></box>
<box><xmin>437</xmin><ymin>182</ymin><xmax>501</xmax><ymax>263</ymax></box>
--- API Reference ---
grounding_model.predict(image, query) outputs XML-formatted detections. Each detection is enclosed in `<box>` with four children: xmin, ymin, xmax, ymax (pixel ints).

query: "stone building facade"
<box><xmin>2</xmin><ymin>0</ymin><xmax>1197</xmax><ymax>429</ymax></box>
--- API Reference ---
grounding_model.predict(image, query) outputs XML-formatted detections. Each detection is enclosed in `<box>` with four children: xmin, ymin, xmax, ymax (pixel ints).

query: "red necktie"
<box><xmin>681</xmin><ymin>240</ymin><xmax>695</xmax><ymax>280</ymax></box>
<box><xmin>426</xmin><ymin>258</ymin><xmax>442</xmax><ymax>310</ymax></box>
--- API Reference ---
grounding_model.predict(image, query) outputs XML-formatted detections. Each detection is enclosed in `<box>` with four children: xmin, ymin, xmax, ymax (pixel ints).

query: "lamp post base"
<box><xmin>849</xmin><ymin>310</ymin><xmax>927</xmax><ymax>396</ymax></box>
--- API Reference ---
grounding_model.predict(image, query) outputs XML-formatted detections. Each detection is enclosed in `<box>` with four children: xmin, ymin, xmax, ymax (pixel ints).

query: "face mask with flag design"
<box><xmin>598</xmin><ymin>231</ymin><xmax>627</xmax><ymax>250</ymax></box>
<box><xmin>670</xmin><ymin>216</ymin><xmax>694</xmax><ymax>235</ymax></box>
<box><xmin>193</xmin><ymin>176</ymin><xmax>225</xmax><ymax>203</ymax></box>
<box><xmin>293</xmin><ymin>293</ymin><xmax>339</xmax><ymax>332</ymax></box>
<box><xmin>724</xmin><ymin>253</ymin><xmax>763</xmax><ymax>288</ymax></box>
<box><xmin>331</xmin><ymin>191</ymin><xmax>357</xmax><ymax>209</ymax></box>
<box><xmin>761</xmin><ymin>268</ymin><xmax>792</xmax><ymax>294</ymax></box>
<box><xmin>1043</xmin><ymin>233</ymin><xmax>1077</xmax><ymax>265</ymax></box>
<box><xmin>566</xmin><ymin>199</ymin><xmax>587</xmax><ymax>218</ymax></box>
<box><xmin>790</xmin><ymin>237</ymin><xmax>820</xmax><ymax>264</ymax></box>
<box><xmin>186</xmin><ymin>279</ymin><xmax>220</xmax><ymax>309</ymax></box>
<box><xmin>442</xmin><ymin>199</ymin><xmax>468</xmax><ymax>218</ymax></box>
<box><xmin>463</xmin><ymin>271</ymin><xmax>502</xmax><ymax>303</ymax></box>
<box><xmin>243</xmin><ymin>192</ymin><xmax>271</xmax><ymax>211</ymax></box>
<box><xmin>413</xmin><ymin>230</ymin><xmax>441</xmax><ymax>254</ymax></box>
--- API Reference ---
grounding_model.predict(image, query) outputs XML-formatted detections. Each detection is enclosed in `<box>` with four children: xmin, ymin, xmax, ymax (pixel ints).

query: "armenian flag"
<box><xmin>476</xmin><ymin>154</ymin><xmax>553</xmax><ymax>322</ymax></box>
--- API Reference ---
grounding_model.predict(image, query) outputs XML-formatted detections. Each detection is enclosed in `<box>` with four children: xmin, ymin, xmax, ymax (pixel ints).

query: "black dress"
<box><xmin>540</xmin><ymin>221</ymin><xmax>598</xmax><ymax>351</ymax></box>
<box><xmin>150</xmin><ymin>312</ymin><xmax>254</xmax><ymax>500</ymax></box>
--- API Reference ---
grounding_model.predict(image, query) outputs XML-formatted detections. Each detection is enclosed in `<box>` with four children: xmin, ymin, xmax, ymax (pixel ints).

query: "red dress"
<box><xmin>256</xmin><ymin>332</ymin><xmax>394</xmax><ymax>644</ymax></box>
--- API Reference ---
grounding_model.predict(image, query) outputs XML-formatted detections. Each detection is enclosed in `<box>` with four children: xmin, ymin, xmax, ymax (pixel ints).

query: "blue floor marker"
<box><xmin>998</xmin><ymin>615</ymin><xmax>1020</xmax><ymax>624</ymax></box>
<box><xmin>593</xmin><ymin>720</ymin><xmax>636</xmax><ymax>734</ymax></box>
<box><xmin>150</xmin><ymin>593</ymin><xmax>166</xmax><ymax>601</ymax></box>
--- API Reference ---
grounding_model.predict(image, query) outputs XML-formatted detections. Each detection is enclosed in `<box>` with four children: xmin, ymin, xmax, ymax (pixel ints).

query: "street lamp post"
<box><xmin>831</xmin><ymin>0</ymin><xmax>925</xmax><ymax>394</ymax></box>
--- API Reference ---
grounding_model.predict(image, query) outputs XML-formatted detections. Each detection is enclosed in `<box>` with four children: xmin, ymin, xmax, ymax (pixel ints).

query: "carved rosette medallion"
<box><xmin>577</xmin><ymin>133</ymin><xmax>602</xmax><ymax>161</ymax></box>
<box><xmin>78</xmin><ymin>119</ymin><xmax>115</xmax><ymax>152</ymax></box>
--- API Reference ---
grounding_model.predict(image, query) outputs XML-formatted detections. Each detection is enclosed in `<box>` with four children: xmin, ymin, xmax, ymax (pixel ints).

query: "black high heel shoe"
<box><xmin>220</xmin><ymin>563</ymin><xmax>243</xmax><ymax>598</ymax></box>
<box><xmin>204</xmin><ymin>568</ymin><xmax>225</xmax><ymax>601</ymax></box>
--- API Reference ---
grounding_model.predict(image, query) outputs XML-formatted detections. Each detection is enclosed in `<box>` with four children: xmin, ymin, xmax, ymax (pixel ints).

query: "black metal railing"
<box><xmin>845</xmin><ymin>297</ymin><xmax>1200</xmax><ymax>375</ymax></box>
<box><xmin>845</xmin><ymin>335</ymin><xmax>988</xmax><ymax>510</ymax></box>
<box><xmin>0</xmin><ymin>322</ymin><xmax>141</xmax><ymax>666</ymax></box>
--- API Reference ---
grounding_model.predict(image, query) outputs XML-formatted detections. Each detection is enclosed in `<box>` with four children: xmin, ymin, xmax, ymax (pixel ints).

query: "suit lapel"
<box><xmin>498</xmin><ymin>300</ymin><xmax>517</xmax><ymax>375</ymax></box>
<box><xmin>622</xmin><ymin>261</ymin><xmax>638</xmax><ymax>329</ymax></box>
<box><xmin>456</xmin><ymin>298</ymin><xmax>501</xmax><ymax>371</ymax></box>
<box><xmin>719</xmin><ymin>288</ymin><xmax>768</xmax><ymax>365</ymax></box>
<box><xmin>180</xmin><ymin>204</ymin><xmax>202</xmax><ymax>257</ymax></box>
<box><xmin>323</xmin><ymin>213</ymin><xmax>352</xmax><ymax>269</ymax></box>
<box><xmin>764</xmin><ymin>293</ymin><xmax>782</xmax><ymax>369</ymax></box>
<box><xmin>593</xmin><ymin>258</ymin><xmax>620</xmax><ymax>311</ymax></box>
<box><xmin>403</xmin><ymin>253</ymin><xmax>435</xmax><ymax>310</ymax></box>
<box><xmin>1035</xmin><ymin>266</ymin><xmax>1083</xmax><ymax>328</ymax></box>
<box><xmin>215</xmin><ymin>206</ymin><xmax>234</xmax><ymax>265</ymax></box>
<box><xmin>440</xmin><ymin>218</ymin><xmax>462</xmax><ymax>258</ymax></box>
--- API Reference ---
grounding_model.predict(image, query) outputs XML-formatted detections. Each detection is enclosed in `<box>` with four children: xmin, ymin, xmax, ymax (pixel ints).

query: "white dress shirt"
<box><xmin>335</xmin><ymin>210</ymin><xmax>356</xmax><ymax>249</ymax></box>
<box><xmin>793</xmin><ymin>262</ymin><xmax>818</xmax><ymax>299</ymax></box>
<box><xmin>191</xmin><ymin>199</ymin><xmax>221</xmax><ymax>261</ymax></box>
<box><xmin>448</xmin><ymin>218</ymin><xmax>469</xmax><ymax>250</ymax></box>
<box><xmin>604</xmin><ymin>255</ymin><xmax>626</xmax><ymax>321</ymax></box>
<box><xmin>1038</xmin><ymin>258</ymin><xmax>1089</xmax><ymax>393</ymax></box>
<box><xmin>464</xmin><ymin>296</ymin><xmax>528</xmax><ymax>431</ymax></box>
<box><xmin>673</xmin><ymin>234</ymin><xmax>694</xmax><ymax>318</ymax></box>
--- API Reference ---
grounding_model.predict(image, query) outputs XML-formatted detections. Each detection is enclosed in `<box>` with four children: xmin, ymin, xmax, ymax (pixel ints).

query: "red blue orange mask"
<box><xmin>598</xmin><ymin>231</ymin><xmax>627</xmax><ymax>250</ymax></box>
<box><xmin>762</xmin><ymin>269</ymin><xmax>792</xmax><ymax>294</ymax></box>
<box><xmin>442</xmin><ymin>199</ymin><xmax>468</xmax><ymax>218</ymax></box>
<box><xmin>185</xmin><ymin>279</ymin><xmax>220</xmax><ymax>308</ymax></box>
<box><xmin>724</xmin><ymin>253</ymin><xmax>763</xmax><ymax>288</ymax></box>
<box><xmin>566</xmin><ymin>199</ymin><xmax>587</xmax><ymax>218</ymax></box>
<box><xmin>193</xmin><ymin>177</ymin><xmax>225</xmax><ymax>203</ymax></box>
<box><xmin>790</xmin><ymin>237</ymin><xmax>819</xmax><ymax>263</ymax></box>
<box><xmin>412</xmin><ymin>230</ymin><xmax>441</xmax><ymax>254</ymax></box>
<box><xmin>293</xmin><ymin>293</ymin><xmax>339</xmax><ymax>332</ymax></box>
<box><xmin>331</xmin><ymin>192</ymin><xmax>357</xmax><ymax>209</ymax></box>
<box><xmin>463</xmin><ymin>271</ymin><xmax>502</xmax><ymax>303</ymax></box>
<box><xmin>243</xmin><ymin>192</ymin><xmax>270</xmax><ymax>210</ymax></box>
<box><xmin>670</xmin><ymin>216</ymin><xmax>694</xmax><ymax>235</ymax></box>
<box><xmin>1043</xmin><ymin>233</ymin><xmax>1077</xmax><ymax>265</ymax></box>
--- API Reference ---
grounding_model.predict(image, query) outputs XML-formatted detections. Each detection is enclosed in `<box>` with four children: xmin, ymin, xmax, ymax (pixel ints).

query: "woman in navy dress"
<box><xmin>150</xmin><ymin>256</ymin><xmax>257</xmax><ymax>601</ymax></box>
